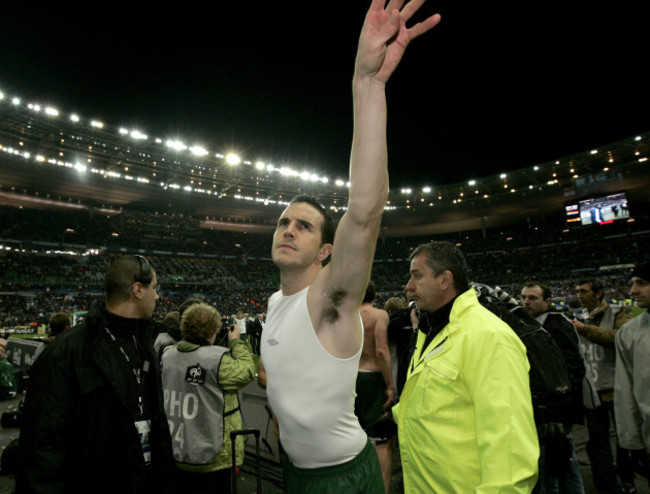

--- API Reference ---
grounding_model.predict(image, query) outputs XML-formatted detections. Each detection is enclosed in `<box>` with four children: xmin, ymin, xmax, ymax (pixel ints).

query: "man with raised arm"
<box><xmin>259</xmin><ymin>1</ymin><xmax>440</xmax><ymax>492</ymax></box>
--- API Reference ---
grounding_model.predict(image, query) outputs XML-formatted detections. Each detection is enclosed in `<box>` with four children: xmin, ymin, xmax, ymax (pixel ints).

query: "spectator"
<box><xmin>16</xmin><ymin>255</ymin><xmax>175</xmax><ymax>494</ymax></box>
<box><xmin>383</xmin><ymin>296</ymin><xmax>417</xmax><ymax>397</ymax></box>
<box><xmin>615</xmin><ymin>263</ymin><xmax>650</xmax><ymax>487</ymax></box>
<box><xmin>0</xmin><ymin>338</ymin><xmax>17</xmax><ymax>400</ymax></box>
<box><xmin>46</xmin><ymin>311</ymin><xmax>71</xmax><ymax>343</ymax></box>
<box><xmin>154</xmin><ymin>310</ymin><xmax>180</xmax><ymax>362</ymax></box>
<box><xmin>572</xmin><ymin>277</ymin><xmax>635</xmax><ymax>493</ymax></box>
<box><xmin>162</xmin><ymin>302</ymin><xmax>255</xmax><ymax>494</ymax></box>
<box><xmin>521</xmin><ymin>281</ymin><xmax>586</xmax><ymax>493</ymax></box>
<box><xmin>356</xmin><ymin>281</ymin><xmax>395</xmax><ymax>493</ymax></box>
<box><xmin>393</xmin><ymin>241</ymin><xmax>539</xmax><ymax>492</ymax></box>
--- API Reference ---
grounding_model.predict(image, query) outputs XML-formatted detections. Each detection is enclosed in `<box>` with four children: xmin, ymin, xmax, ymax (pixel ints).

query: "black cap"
<box><xmin>631</xmin><ymin>262</ymin><xmax>650</xmax><ymax>282</ymax></box>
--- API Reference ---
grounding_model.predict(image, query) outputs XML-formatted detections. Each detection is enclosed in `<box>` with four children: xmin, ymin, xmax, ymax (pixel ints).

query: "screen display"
<box><xmin>578</xmin><ymin>192</ymin><xmax>629</xmax><ymax>226</ymax></box>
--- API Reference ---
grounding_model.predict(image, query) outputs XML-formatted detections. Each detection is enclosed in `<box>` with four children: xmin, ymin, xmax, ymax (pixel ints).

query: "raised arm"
<box><xmin>334</xmin><ymin>0</ymin><xmax>440</xmax><ymax>297</ymax></box>
<box><xmin>312</xmin><ymin>1</ymin><xmax>440</xmax><ymax>344</ymax></box>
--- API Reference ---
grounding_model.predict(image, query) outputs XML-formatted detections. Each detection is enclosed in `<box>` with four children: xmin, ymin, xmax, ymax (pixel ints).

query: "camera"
<box><xmin>222</xmin><ymin>316</ymin><xmax>236</xmax><ymax>331</ymax></box>
<box><xmin>572</xmin><ymin>308</ymin><xmax>590</xmax><ymax>322</ymax></box>
<box><xmin>215</xmin><ymin>316</ymin><xmax>236</xmax><ymax>346</ymax></box>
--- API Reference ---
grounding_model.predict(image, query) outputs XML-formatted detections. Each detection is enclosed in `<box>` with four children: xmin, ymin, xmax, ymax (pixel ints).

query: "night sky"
<box><xmin>1</xmin><ymin>3</ymin><xmax>648</xmax><ymax>189</ymax></box>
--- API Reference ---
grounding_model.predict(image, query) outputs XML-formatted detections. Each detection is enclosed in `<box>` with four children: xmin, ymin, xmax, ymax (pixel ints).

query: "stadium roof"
<box><xmin>1</xmin><ymin>95</ymin><xmax>648</xmax><ymax>237</ymax></box>
<box><xmin>1</xmin><ymin>3</ymin><xmax>649</xmax><ymax>191</ymax></box>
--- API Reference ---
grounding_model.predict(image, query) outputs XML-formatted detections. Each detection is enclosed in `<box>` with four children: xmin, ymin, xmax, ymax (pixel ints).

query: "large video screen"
<box><xmin>578</xmin><ymin>192</ymin><xmax>630</xmax><ymax>226</ymax></box>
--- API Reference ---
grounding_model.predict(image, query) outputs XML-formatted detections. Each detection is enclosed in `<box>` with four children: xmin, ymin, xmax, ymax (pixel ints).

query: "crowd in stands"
<box><xmin>1</xmin><ymin>204</ymin><xmax>648</xmax><ymax>330</ymax></box>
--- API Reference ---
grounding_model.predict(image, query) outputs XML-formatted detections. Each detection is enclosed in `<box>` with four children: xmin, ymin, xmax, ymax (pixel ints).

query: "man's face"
<box><xmin>576</xmin><ymin>283</ymin><xmax>601</xmax><ymax>310</ymax></box>
<box><xmin>405</xmin><ymin>254</ymin><xmax>447</xmax><ymax>313</ymax></box>
<box><xmin>139</xmin><ymin>271</ymin><xmax>159</xmax><ymax>319</ymax></box>
<box><xmin>630</xmin><ymin>276</ymin><xmax>650</xmax><ymax>309</ymax></box>
<box><xmin>521</xmin><ymin>285</ymin><xmax>550</xmax><ymax>317</ymax></box>
<box><xmin>272</xmin><ymin>202</ymin><xmax>329</xmax><ymax>269</ymax></box>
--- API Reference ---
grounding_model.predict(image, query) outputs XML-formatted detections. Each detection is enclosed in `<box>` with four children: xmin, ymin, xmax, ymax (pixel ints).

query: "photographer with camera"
<box><xmin>161</xmin><ymin>303</ymin><xmax>255</xmax><ymax>494</ymax></box>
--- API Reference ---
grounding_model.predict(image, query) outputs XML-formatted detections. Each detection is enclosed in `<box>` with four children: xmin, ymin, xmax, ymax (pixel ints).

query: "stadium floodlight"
<box><xmin>0</xmin><ymin>91</ymin><xmax>4</xmax><ymax>100</ymax></box>
<box><xmin>45</xmin><ymin>107</ymin><xmax>59</xmax><ymax>117</ymax></box>
<box><xmin>189</xmin><ymin>145</ymin><xmax>208</xmax><ymax>156</ymax></box>
<box><xmin>255</xmin><ymin>161</ymin><xmax>266</xmax><ymax>170</ymax></box>
<box><xmin>166</xmin><ymin>140</ymin><xmax>187</xmax><ymax>151</ymax></box>
<box><xmin>422</xmin><ymin>186</ymin><xmax>431</xmax><ymax>193</ymax></box>
<box><xmin>74</xmin><ymin>163</ymin><xmax>87</xmax><ymax>173</ymax></box>
<box><xmin>119</xmin><ymin>128</ymin><xmax>129</xmax><ymax>135</ymax></box>
<box><xmin>225</xmin><ymin>153</ymin><xmax>241</xmax><ymax>165</ymax></box>
<box><xmin>70</xmin><ymin>114</ymin><xmax>80</xmax><ymax>122</ymax></box>
<box><xmin>11</xmin><ymin>98</ymin><xmax>20</xmax><ymax>105</ymax></box>
<box><xmin>500</xmin><ymin>173</ymin><xmax>507</xmax><ymax>179</ymax></box>
<box><xmin>190</xmin><ymin>146</ymin><xmax>208</xmax><ymax>156</ymax></box>
<box><xmin>91</xmin><ymin>120</ymin><xmax>104</xmax><ymax>129</ymax></box>
<box><xmin>468</xmin><ymin>180</ymin><xmax>476</xmax><ymax>186</ymax></box>
<box><xmin>130</xmin><ymin>130</ymin><xmax>147</xmax><ymax>140</ymax></box>
<box><xmin>401</xmin><ymin>188</ymin><xmax>412</xmax><ymax>195</ymax></box>
<box><xmin>335</xmin><ymin>179</ymin><xmax>346</xmax><ymax>187</ymax></box>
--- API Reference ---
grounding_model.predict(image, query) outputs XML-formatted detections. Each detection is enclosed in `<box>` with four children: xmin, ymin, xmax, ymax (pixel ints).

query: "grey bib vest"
<box><xmin>162</xmin><ymin>345</ymin><xmax>229</xmax><ymax>464</ymax></box>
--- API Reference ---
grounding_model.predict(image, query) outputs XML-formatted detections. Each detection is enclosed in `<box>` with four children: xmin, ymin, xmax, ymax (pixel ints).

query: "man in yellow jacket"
<box><xmin>393</xmin><ymin>241</ymin><xmax>539</xmax><ymax>493</ymax></box>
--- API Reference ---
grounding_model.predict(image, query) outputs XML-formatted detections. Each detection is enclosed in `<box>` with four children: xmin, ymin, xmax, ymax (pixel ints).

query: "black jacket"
<box><xmin>16</xmin><ymin>302</ymin><xmax>176</xmax><ymax>494</ymax></box>
<box><xmin>541</xmin><ymin>311</ymin><xmax>587</xmax><ymax>426</ymax></box>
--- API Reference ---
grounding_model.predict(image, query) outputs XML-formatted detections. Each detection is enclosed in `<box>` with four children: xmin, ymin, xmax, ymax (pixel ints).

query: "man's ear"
<box><xmin>440</xmin><ymin>270</ymin><xmax>454</xmax><ymax>290</ymax></box>
<box><xmin>132</xmin><ymin>282</ymin><xmax>145</xmax><ymax>300</ymax></box>
<box><xmin>318</xmin><ymin>243</ymin><xmax>333</xmax><ymax>263</ymax></box>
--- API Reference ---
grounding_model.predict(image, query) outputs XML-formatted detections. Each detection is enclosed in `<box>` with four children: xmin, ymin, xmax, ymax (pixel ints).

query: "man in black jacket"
<box><xmin>521</xmin><ymin>281</ymin><xmax>586</xmax><ymax>494</ymax></box>
<box><xmin>16</xmin><ymin>255</ymin><xmax>176</xmax><ymax>494</ymax></box>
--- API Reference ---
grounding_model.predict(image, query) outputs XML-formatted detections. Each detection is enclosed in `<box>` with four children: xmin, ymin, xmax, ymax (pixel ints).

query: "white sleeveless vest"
<box><xmin>261</xmin><ymin>287</ymin><xmax>367</xmax><ymax>468</ymax></box>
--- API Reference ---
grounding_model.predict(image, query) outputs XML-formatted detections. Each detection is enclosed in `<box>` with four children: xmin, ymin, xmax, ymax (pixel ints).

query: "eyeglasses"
<box><xmin>133</xmin><ymin>255</ymin><xmax>153</xmax><ymax>285</ymax></box>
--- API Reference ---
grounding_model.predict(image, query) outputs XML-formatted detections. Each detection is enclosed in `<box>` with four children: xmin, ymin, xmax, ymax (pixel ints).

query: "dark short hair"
<box><xmin>104</xmin><ymin>255</ymin><xmax>155</xmax><ymax>304</ymax></box>
<box><xmin>577</xmin><ymin>278</ymin><xmax>604</xmax><ymax>300</ymax></box>
<box><xmin>49</xmin><ymin>312</ymin><xmax>71</xmax><ymax>337</ymax></box>
<box><xmin>363</xmin><ymin>280</ymin><xmax>377</xmax><ymax>304</ymax></box>
<box><xmin>162</xmin><ymin>310</ymin><xmax>181</xmax><ymax>341</ymax></box>
<box><xmin>523</xmin><ymin>281</ymin><xmax>552</xmax><ymax>301</ymax></box>
<box><xmin>179</xmin><ymin>297</ymin><xmax>204</xmax><ymax>318</ymax></box>
<box><xmin>410</xmin><ymin>241</ymin><xmax>469</xmax><ymax>293</ymax></box>
<box><xmin>289</xmin><ymin>194</ymin><xmax>335</xmax><ymax>246</ymax></box>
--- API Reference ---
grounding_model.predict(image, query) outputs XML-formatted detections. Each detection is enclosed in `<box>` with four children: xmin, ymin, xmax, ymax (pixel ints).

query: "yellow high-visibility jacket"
<box><xmin>393</xmin><ymin>289</ymin><xmax>539</xmax><ymax>493</ymax></box>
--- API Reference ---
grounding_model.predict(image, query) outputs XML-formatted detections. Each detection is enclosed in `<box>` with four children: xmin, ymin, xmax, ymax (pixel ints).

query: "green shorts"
<box><xmin>282</xmin><ymin>440</ymin><xmax>384</xmax><ymax>494</ymax></box>
<box><xmin>354</xmin><ymin>371</ymin><xmax>386</xmax><ymax>441</ymax></box>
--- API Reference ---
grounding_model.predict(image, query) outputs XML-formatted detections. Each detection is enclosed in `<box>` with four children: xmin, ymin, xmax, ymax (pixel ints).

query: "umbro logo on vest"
<box><xmin>267</xmin><ymin>338</ymin><xmax>279</xmax><ymax>346</ymax></box>
<box><xmin>185</xmin><ymin>363</ymin><xmax>206</xmax><ymax>386</ymax></box>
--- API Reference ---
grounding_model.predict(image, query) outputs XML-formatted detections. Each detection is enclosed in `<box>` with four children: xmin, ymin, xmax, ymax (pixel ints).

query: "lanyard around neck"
<box><xmin>104</xmin><ymin>326</ymin><xmax>149</xmax><ymax>416</ymax></box>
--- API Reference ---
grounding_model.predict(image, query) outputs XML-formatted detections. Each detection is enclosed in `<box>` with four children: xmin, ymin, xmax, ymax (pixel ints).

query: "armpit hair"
<box><xmin>323</xmin><ymin>289</ymin><xmax>348</xmax><ymax>323</ymax></box>
<box><xmin>329</xmin><ymin>289</ymin><xmax>347</xmax><ymax>306</ymax></box>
